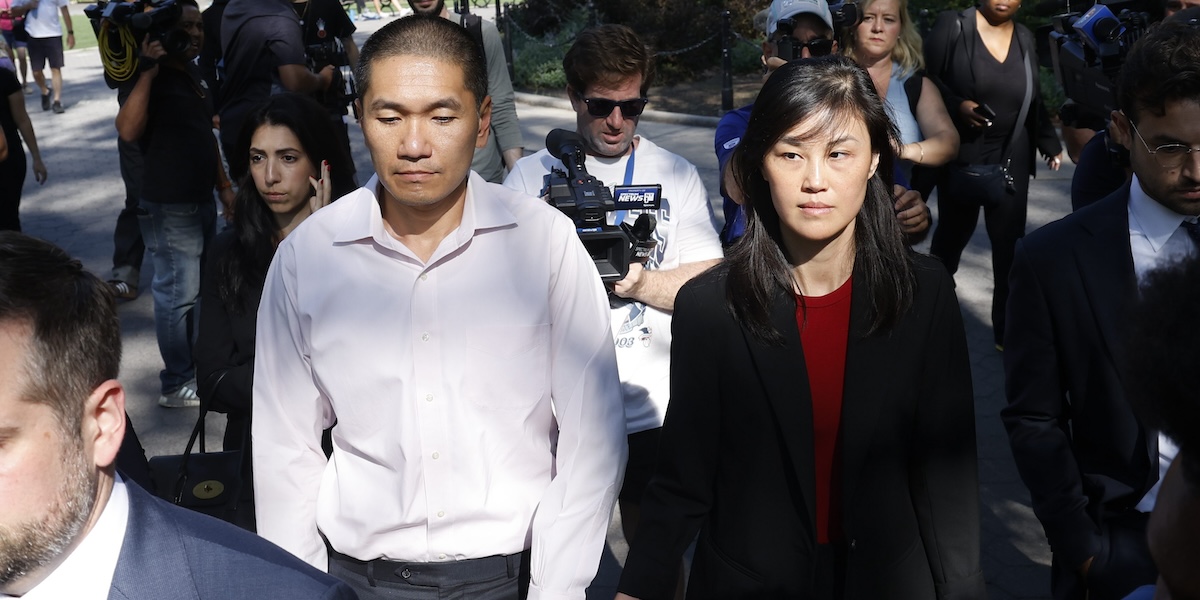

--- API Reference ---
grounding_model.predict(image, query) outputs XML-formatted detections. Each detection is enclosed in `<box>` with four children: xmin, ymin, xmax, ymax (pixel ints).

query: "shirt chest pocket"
<box><xmin>459</xmin><ymin>323</ymin><xmax>551</xmax><ymax>410</ymax></box>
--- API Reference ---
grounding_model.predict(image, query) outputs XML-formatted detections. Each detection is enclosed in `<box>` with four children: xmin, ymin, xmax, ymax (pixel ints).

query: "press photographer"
<box><xmin>114</xmin><ymin>0</ymin><xmax>234</xmax><ymax>408</ymax></box>
<box><xmin>294</xmin><ymin>0</ymin><xmax>359</xmax><ymax>182</ymax></box>
<box><xmin>504</xmin><ymin>26</ymin><xmax>722</xmax><ymax>599</ymax></box>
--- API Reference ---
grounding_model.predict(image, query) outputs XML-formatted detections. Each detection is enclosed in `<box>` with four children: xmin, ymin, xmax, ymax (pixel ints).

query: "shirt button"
<box><xmin>421</xmin><ymin>332</ymin><xmax>430</xmax><ymax>342</ymax></box>
<box><xmin>432</xmin><ymin>452</ymin><xmax>440</xmax><ymax>459</ymax></box>
<box><xmin>425</xmin><ymin>394</ymin><xmax>434</xmax><ymax>402</ymax></box>
<box><xmin>437</xmin><ymin>511</ymin><xmax>445</xmax><ymax>518</ymax></box>
<box><xmin>438</xmin><ymin>553</ymin><xmax>446</xmax><ymax>560</ymax></box>
<box><xmin>420</xmin><ymin>273</ymin><xmax>428</xmax><ymax>281</ymax></box>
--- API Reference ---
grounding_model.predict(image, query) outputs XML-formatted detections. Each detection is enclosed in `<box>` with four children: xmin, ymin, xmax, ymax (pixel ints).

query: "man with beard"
<box><xmin>405</xmin><ymin>0</ymin><xmax>522</xmax><ymax>183</ymax></box>
<box><xmin>0</xmin><ymin>231</ymin><xmax>357</xmax><ymax>599</ymax></box>
<box><xmin>1003</xmin><ymin>17</ymin><xmax>1200</xmax><ymax>600</ymax></box>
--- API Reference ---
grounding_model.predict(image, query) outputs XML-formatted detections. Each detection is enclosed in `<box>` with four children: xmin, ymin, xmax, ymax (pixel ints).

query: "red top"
<box><xmin>796</xmin><ymin>277</ymin><xmax>852</xmax><ymax>544</ymax></box>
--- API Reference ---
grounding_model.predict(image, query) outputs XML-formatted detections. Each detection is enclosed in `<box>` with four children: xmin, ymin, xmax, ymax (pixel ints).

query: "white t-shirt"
<box><xmin>505</xmin><ymin>135</ymin><xmax>724</xmax><ymax>434</ymax></box>
<box><xmin>13</xmin><ymin>0</ymin><xmax>68</xmax><ymax>39</ymax></box>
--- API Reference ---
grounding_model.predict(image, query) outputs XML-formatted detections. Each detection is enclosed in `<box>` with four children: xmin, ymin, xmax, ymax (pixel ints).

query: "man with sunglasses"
<box><xmin>715</xmin><ymin>0</ymin><xmax>929</xmax><ymax>246</ymax></box>
<box><xmin>1003</xmin><ymin>18</ymin><xmax>1200</xmax><ymax>600</ymax></box>
<box><xmin>504</xmin><ymin>24</ymin><xmax>723</xmax><ymax>579</ymax></box>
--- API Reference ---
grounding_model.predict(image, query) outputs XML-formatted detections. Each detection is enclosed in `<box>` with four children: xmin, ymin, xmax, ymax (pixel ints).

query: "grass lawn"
<box><xmin>68</xmin><ymin>12</ymin><xmax>98</xmax><ymax>51</ymax></box>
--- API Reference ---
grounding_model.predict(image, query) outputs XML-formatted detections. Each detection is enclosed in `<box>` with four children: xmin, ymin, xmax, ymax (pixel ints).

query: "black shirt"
<box><xmin>219</xmin><ymin>0</ymin><xmax>306</xmax><ymax>154</ymax></box>
<box><xmin>0</xmin><ymin>69</ymin><xmax>22</xmax><ymax>165</ymax></box>
<box><xmin>295</xmin><ymin>0</ymin><xmax>354</xmax><ymax>47</ymax></box>
<box><xmin>131</xmin><ymin>64</ymin><xmax>219</xmax><ymax>204</ymax></box>
<box><xmin>972</xmin><ymin>34</ymin><xmax>1027</xmax><ymax>165</ymax></box>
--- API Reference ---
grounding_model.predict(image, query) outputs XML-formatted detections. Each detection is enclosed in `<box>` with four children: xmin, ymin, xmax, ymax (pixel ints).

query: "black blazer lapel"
<box><xmin>837</xmin><ymin>268</ymin><xmax>891</xmax><ymax>508</ymax></box>
<box><xmin>744</xmin><ymin>291</ymin><xmax>817</xmax><ymax>536</ymax></box>
<box><xmin>1074</xmin><ymin>188</ymin><xmax>1137</xmax><ymax>382</ymax></box>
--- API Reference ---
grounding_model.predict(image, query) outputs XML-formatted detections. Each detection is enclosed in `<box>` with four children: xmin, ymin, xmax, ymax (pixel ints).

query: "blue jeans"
<box><xmin>137</xmin><ymin>200</ymin><xmax>216</xmax><ymax>394</ymax></box>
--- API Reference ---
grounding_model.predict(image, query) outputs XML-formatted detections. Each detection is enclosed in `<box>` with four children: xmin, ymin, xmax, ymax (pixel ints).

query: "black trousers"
<box><xmin>929</xmin><ymin>148</ymin><xmax>1032</xmax><ymax>346</ymax></box>
<box><xmin>330</xmin><ymin>550</ymin><xmax>530</xmax><ymax>600</ymax></box>
<box><xmin>111</xmin><ymin>137</ymin><xmax>145</xmax><ymax>284</ymax></box>
<box><xmin>0</xmin><ymin>150</ymin><xmax>26</xmax><ymax>231</ymax></box>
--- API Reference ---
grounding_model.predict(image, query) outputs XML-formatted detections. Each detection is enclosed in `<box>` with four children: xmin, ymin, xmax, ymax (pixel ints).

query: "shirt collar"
<box><xmin>7</xmin><ymin>475</ymin><xmax>130</xmax><ymax>600</ymax></box>
<box><xmin>334</xmin><ymin>172</ymin><xmax>518</xmax><ymax>251</ymax></box>
<box><xmin>1128</xmin><ymin>174</ymin><xmax>1192</xmax><ymax>254</ymax></box>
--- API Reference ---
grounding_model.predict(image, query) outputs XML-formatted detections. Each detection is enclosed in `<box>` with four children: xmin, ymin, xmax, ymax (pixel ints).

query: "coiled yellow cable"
<box><xmin>98</xmin><ymin>20</ymin><xmax>140</xmax><ymax>82</ymax></box>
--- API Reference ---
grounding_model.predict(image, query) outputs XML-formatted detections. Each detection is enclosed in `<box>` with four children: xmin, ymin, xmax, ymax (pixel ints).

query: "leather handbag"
<box><xmin>147</xmin><ymin>372</ymin><xmax>247</xmax><ymax>523</ymax></box>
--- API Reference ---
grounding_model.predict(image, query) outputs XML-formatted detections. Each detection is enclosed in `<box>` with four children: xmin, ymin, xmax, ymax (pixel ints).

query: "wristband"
<box><xmin>67</xmin><ymin>30</ymin><xmax>74</xmax><ymax>34</ymax></box>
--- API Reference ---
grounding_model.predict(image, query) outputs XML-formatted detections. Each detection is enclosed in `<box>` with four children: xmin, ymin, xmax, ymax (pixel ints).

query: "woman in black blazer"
<box><xmin>194</xmin><ymin>93</ymin><xmax>354</xmax><ymax>528</ymax></box>
<box><xmin>616</xmin><ymin>57</ymin><xmax>985</xmax><ymax>600</ymax></box>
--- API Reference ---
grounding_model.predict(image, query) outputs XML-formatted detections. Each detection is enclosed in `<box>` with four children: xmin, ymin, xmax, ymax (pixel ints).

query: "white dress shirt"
<box><xmin>3</xmin><ymin>476</ymin><xmax>129</xmax><ymax>600</ymax></box>
<box><xmin>253</xmin><ymin>172</ymin><xmax>627</xmax><ymax>600</ymax></box>
<box><xmin>1127</xmin><ymin>175</ymin><xmax>1196</xmax><ymax>512</ymax></box>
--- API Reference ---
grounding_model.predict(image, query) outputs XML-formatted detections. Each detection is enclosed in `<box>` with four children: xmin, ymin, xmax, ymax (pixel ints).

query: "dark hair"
<box><xmin>726</xmin><ymin>55</ymin><xmax>913</xmax><ymax>343</ymax></box>
<box><xmin>1126</xmin><ymin>257</ymin><xmax>1200</xmax><ymax>485</ymax></box>
<box><xmin>354</xmin><ymin>14</ymin><xmax>488</xmax><ymax>107</ymax></box>
<box><xmin>1117</xmin><ymin>17</ymin><xmax>1200</xmax><ymax>123</ymax></box>
<box><xmin>0</xmin><ymin>232</ymin><xmax>121</xmax><ymax>435</ymax></box>
<box><xmin>217</xmin><ymin>93</ymin><xmax>355</xmax><ymax>314</ymax></box>
<box><xmin>563</xmin><ymin>24</ymin><xmax>655</xmax><ymax>96</ymax></box>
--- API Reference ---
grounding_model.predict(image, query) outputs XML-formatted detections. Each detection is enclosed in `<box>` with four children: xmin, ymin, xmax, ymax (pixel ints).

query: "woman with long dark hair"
<box><xmin>616</xmin><ymin>56</ymin><xmax>984</xmax><ymax>599</ymax></box>
<box><xmin>194</xmin><ymin>93</ymin><xmax>354</xmax><ymax>527</ymax></box>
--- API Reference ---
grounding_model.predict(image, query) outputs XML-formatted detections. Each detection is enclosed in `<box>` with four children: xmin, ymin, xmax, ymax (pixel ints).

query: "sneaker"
<box><xmin>108</xmin><ymin>280</ymin><xmax>138</xmax><ymax>300</ymax></box>
<box><xmin>41</xmin><ymin>91</ymin><xmax>50</xmax><ymax>111</ymax></box>
<box><xmin>158</xmin><ymin>381</ymin><xmax>200</xmax><ymax>408</ymax></box>
<box><xmin>52</xmin><ymin>101</ymin><xmax>64</xmax><ymax>114</ymax></box>
<box><xmin>23</xmin><ymin>83</ymin><xmax>33</xmax><ymax>94</ymax></box>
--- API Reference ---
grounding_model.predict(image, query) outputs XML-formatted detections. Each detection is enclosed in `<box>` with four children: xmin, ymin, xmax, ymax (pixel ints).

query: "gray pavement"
<box><xmin>12</xmin><ymin>16</ymin><xmax>1071</xmax><ymax>599</ymax></box>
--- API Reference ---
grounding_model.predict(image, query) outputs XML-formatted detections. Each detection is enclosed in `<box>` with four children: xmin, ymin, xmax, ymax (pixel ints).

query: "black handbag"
<box><xmin>945</xmin><ymin>160</ymin><xmax>1016</xmax><ymax>195</ymax></box>
<box><xmin>147</xmin><ymin>373</ymin><xmax>247</xmax><ymax>523</ymax></box>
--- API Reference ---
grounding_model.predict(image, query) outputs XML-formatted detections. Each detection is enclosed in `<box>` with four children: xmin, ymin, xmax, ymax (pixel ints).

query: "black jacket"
<box><xmin>618</xmin><ymin>255</ymin><xmax>986</xmax><ymax>600</ymax></box>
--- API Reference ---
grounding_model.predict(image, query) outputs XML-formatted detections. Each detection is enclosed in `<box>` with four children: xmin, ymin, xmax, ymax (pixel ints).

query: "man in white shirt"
<box><xmin>252</xmin><ymin>15</ymin><xmax>626</xmax><ymax>600</ymax></box>
<box><xmin>1003</xmin><ymin>19</ymin><xmax>1200</xmax><ymax>600</ymax></box>
<box><xmin>9</xmin><ymin>0</ymin><xmax>71</xmax><ymax>113</ymax></box>
<box><xmin>0</xmin><ymin>231</ymin><xmax>355</xmax><ymax>600</ymax></box>
<box><xmin>502</xmin><ymin>24</ymin><xmax>722</xmax><ymax>586</ymax></box>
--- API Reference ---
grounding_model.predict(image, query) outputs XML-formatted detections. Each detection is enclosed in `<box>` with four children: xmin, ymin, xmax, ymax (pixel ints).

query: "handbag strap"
<box><xmin>1000</xmin><ymin>35</ymin><xmax>1034</xmax><ymax>170</ymax></box>
<box><xmin>194</xmin><ymin>369</ymin><xmax>230</xmax><ymax>454</ymax></box>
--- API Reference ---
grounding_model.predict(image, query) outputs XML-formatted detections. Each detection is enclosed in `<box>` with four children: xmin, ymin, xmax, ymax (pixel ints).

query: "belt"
<box><xmin>330</xmin><ymin>549</ymin><xmax>529</xmax><ymax>587</ymax></box>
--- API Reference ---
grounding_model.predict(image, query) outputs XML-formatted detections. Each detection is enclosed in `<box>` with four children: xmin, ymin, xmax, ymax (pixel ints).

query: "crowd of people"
<box><xmin>2</xmin><ymin>0</ymin><xmax>1200</xmax><ymax>599</ymax></box>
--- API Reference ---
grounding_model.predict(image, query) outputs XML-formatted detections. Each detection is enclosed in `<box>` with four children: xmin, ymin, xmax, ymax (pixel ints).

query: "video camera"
<box><xmin>542</xmin><ymin>129</ymin><xmax>661</xmax><ymax>284</ymax></box>
<box><xmin>776</xmin><ymin>0</ymin><xmax>860</xmax><ymax>61</ymax></box>
<box><xmin>305</xmin><ymin>39</ymin><xmax>358</xmax><ymax>117</ymax></box>
<box><xmin>1047</xmin><ymin>0</ymin><xmax>1154</xmax><ymax>128</ymax></box>
<box><xmin>84</xmin><ymin>0</ymin><xmax>189</xmax><ymax>86</ymax></box>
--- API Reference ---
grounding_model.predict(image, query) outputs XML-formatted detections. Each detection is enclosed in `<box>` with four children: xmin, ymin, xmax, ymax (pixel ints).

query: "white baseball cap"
<box><xmin>766</xmin><ymin>0</ymin><xmax>835</xmax><ymax>36</ymax></box>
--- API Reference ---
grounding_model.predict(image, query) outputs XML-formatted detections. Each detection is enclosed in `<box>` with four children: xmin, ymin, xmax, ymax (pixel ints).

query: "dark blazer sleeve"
<box><xmin>1019</xmin><ymin>25</ymin><xmax>1064</xmax><ymax>163</ymax></box>
<box><xmin>924</xmin><ymin>10</ymin><xmax>968</xmax><ymax>120</ymax></box>
<box><xmin>910</xmin><ymin>264</ymin><xmax>987</xmax><ymax>599</ymax></box>
<box><xmin>618</xmin><ymin>277</ymin><xmax>724</xmax><ymax>600</ymax></box>
<box><xmin>1002</xmin><ymin>238</ymin><xmax>1101</xmax><ymax>569</ymax></box>
<box><xmin>195</xmin><ymin>232</ymin><xmax>255</xmax><ymax>414</ymax></box>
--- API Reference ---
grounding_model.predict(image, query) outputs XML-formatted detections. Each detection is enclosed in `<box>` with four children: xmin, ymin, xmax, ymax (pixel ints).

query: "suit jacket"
<box><xmin>109</xmin><ymin>480</ymin><xmax>357</xmax><ymax>600</ymax></box>
<box><xmin>618</xmin><ymin>256</ymin><xmax>985</xmax><ymax>600</ymax></box>
<box><xmin>1002</xmin><ymin>186</ymin><xmax>1156</xmax><ymax>570</ymax></box>
<box><xmin>924</xmin><ymin>7</ymin><xmax>1062</xmax><ymax>172</ymax></box>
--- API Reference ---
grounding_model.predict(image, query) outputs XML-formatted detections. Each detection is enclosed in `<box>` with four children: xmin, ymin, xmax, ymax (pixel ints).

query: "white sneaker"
<box><xmin>158</xmin><ymin>381</ymin><xmax>200</xmax><ymax>408</ymax></box>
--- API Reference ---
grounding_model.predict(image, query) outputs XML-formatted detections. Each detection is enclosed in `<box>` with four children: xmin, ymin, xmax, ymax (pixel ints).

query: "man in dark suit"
<box><xmin>1003</xmin><ymin>19</ymin><xmax>1200</xmax><ymax>600</ymax></box>
<box><xmin>0</xmin><ymin>231</ymin><xmax>357</xmax><ymax>600</ymax></box>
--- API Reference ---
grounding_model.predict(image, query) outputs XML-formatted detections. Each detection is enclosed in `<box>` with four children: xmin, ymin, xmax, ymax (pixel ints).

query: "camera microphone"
<box><xmin>626</xmin><ymin>214</ymin><xmax>657</xmax><ymax>266</ymax></box>
<box><xmin>546</xmin><ymin>129</ymin><xmax>588</xmax><ymax>178</ymax></box>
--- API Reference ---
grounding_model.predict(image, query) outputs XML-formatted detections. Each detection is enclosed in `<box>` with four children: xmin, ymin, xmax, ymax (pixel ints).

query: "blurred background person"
<box><xmin>1</xmin><ymin>52</ymin><xmax>45</xmax><ymax>231</ymax></box>
<box><xmin>194</xmin><ymin>92</ymin><xmax>354</xmax><ymax>531</ymax></box>
<box><xmin>843</xmin><ymin>0</ymin><xmax>958</xmax><ymax>196</ymax></box>
<box><xmin>617</xmin><ymin>56</ymin><xmax>983</xmax><ymax>600</ymax></box>
<box><xmin>9</xmin><ymin>0</ymin><xmax>72</xmax><ymax>113</ymax></box>
<box><xmin>0</xmin><ymin>0</ymin><xmax>30</xmax><ymax>91</ymax></box>
<box><xmin>924</xmin><ymin>0</ymin><xmax>1063</xmax><ymax>349</ymax></box>
<box><xmin>293</xmin><ymin>0</ymin><xmax>360</xmax><ymax>184</ymax></box>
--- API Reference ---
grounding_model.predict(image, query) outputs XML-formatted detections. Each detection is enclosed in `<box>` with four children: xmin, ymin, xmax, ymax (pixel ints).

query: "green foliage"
<box><xmin>732</xmin><ymin>34</ymin><xmax>764</xmax><ymax>75</ymax></box>
<box><xmin>508</xmin><ymin>4</ymin><xmax>591</xmax><ymax>90</ymax></box>
<box><xmin>1039</xmin><ymin>65</ymin><xmax>1065</xmax><ymax>118</ymax></box>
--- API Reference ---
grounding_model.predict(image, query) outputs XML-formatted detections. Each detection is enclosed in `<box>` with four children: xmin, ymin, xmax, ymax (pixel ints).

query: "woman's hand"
<box><xmin>31</xmin><ymin>157</ymin><xmax>47</xmax><ymax>184</ymax></box>
<box><xmin>959</xmin><ymin>100</ymin><xmax>991</xmax><ymax>129</ymax></box>
<box><xmin>1044</xmin><ymin>152</ymin><xmax>1063</xmax><ymax>171</ymax></box>
<box><xmin>308</xmin><ymin>160</ymin><xmax>332</xmax><ymax>212</ymax></box>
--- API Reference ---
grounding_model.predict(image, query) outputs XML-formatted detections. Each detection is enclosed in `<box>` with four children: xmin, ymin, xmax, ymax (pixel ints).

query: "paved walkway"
<box><xmin>12</xmin><ymin>17</ymin><xmax>1072</xmax><ymax>599</ymax></box>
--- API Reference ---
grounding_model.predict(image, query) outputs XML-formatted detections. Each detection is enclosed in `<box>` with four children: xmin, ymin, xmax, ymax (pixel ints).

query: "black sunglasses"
<box><xmin>776</xmin><ymin>36</ymin><xmax>836</xmax><ymax>60</ymax></box>
<box><xmin>578</xmin><ymin>96</ymin><xmax>650</xmax><ymax>118</ymax></box>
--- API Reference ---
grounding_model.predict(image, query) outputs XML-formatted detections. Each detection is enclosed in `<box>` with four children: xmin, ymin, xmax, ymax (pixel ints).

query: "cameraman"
<box><xmin>503</xmin><ymin>25</ymin><xmax>723</xmax><ymax>584</ymax></box>
<box><xmin>219</xmin><ymin>0</ymin><xmax>333</xmax><ymax>178</ymax></box>
<box><xmin>293</xmin><ymin>0</ymin><xmax>359</xmax><ymax>183</ymax></box>
<box><xmin>115</xmin><ymin>0</ymin><xmax>234</xmax><ymax>408</ymax></box>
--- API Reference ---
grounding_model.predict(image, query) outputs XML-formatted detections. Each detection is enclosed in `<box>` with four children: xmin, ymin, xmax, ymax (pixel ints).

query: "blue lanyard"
<box><xmin>613</xmin><ymin>147</ymin><xmax>636</xmax><ymax>225</ymax></box>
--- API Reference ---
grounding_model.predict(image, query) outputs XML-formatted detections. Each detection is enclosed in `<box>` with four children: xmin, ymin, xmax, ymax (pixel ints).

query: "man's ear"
<box><xmin>1109</xmin><ymin>110</ymin><xmax>1133</xmax><ymax>151</ymax></box>
<box><xmin>83</xmin><ymin>380</ymin><xmax>126</xmax><ymax>471</ymax></box>
<box><xmin>476</xmin><ymin>95</ymin><xmax>493</xmax><ymax>150</ymax></box>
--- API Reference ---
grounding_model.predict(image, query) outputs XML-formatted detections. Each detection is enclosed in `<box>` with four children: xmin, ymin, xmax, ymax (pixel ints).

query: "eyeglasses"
<box><xmin>775</xmin><ymin>35</ymin><xmax>836</xmax><ymax>59</ymax></box>
<box><xmin>578</xmin><ymin>96</ymin><xmax>650</xmax><ymax>118</ymax></box>
<box><xmin>1127</xmin><ymin>117</ymin><xmax>1200</xmax><ymax>170</ymax></box>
